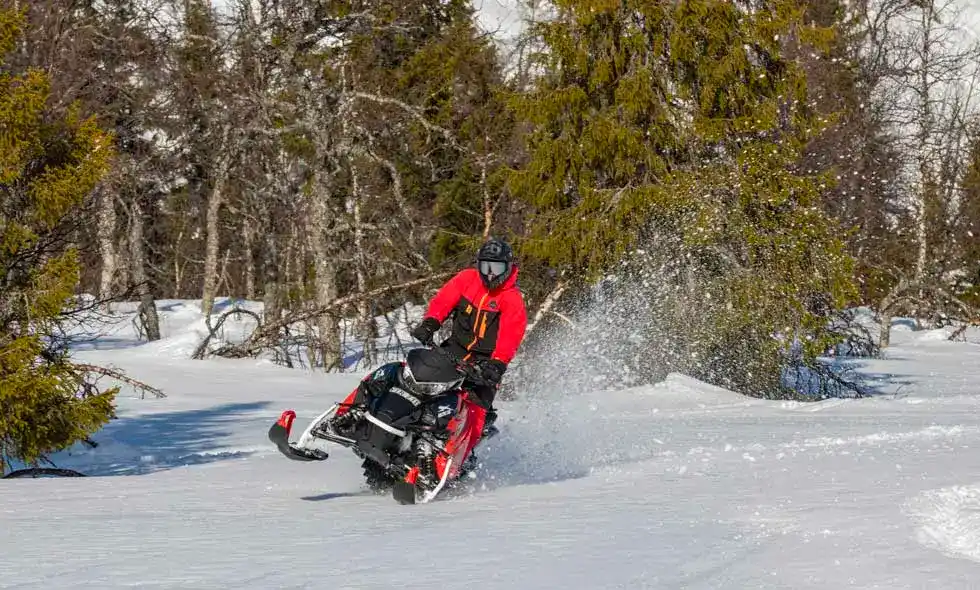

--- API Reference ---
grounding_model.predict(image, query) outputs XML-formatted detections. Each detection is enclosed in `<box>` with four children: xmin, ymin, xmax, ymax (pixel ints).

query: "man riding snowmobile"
<box><xmin>408</xmin><ymin>237</ymin><xmax>527</xmax><ymax>443</ymax></box>
<box><xmin>268</xmin><ymin>238</ymin><xmax>528</xmax><ymax>501</ymax></box>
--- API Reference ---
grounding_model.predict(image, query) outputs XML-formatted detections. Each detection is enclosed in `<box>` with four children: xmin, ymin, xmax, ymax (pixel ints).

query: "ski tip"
<box><xmin>276</xmin><ymin>410</ymin><xmax>297</xmax><ymax>433</ymax></box>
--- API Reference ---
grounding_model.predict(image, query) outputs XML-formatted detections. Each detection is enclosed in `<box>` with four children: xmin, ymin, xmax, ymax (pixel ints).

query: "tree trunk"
<box><xmin>351</xmin><ymin>168</ymin><xmax>376</xmax><ymax>368</ymax></box>
<box><xmin>914</xmin><ymin>2</ymin><xmax>935</xmax><ymax>283</ymax></box>
<box><xmin>201</xmin><ymin>126</ymin><xmax>233</xmax><ymax>316</ymax></box>
<box><xmin>879</xmin><ymin>312</ymin><xmax>891</xmax><ymax>349</ymax></box>
<box><xmin>262</xmin><ymin>232</ymin><xmax>281</xmax><ymax>324</ymax></box>
<box><xmin>173</xmin><ymin>229</ymin><xmax>185</xmax><ymax>298</ymax></box>
<box><xmin>96</xmin><ymin>186</ymin><xmax>117</xmax><ymax>304</ymax></box>
<box><xmin>480</xmin><ymin>156</ymin><xmax>494</xmax><ymax>239</ymax></box>
<box><xmin>243</xmin><ymin>216</ymin><xmax>256</xmax><ymax>300</ymax></box>
<box><xmin>284</xmin><ymin>221</ymin><xmax>300</xmax><ymax>308</ymax></box>
<box><xmin>308</xmin><ymin>181</ymin><xmax>341</xmax><ymax>371</ymax></box>
<box><xmin>129</xmin><ymin>201</ymin><xmax>161</xmax><ymax>341</ymax></box>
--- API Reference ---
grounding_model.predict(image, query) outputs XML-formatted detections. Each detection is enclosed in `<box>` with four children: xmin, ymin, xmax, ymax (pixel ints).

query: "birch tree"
<box><xmin>860</xmin><ymin>0</ymin><xmax>980</xmax><ymax>340</ymax></box>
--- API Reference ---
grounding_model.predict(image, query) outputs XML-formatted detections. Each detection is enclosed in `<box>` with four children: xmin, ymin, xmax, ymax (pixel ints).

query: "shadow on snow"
<box><xmin>63</xmin><ymin>401</ymin><xmax>272</xmax><ymax>477</ymax></box>
<box><xmin>301</xmin><ymin>491</ymin><xmax>378</xmax><ymax>502</ymax></box>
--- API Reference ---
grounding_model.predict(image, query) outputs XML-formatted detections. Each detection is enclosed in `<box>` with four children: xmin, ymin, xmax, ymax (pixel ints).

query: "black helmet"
<box><xmin>476</xmin><ymin>237</ymin><xmax>514</xmax><ymax>290</ymax></box>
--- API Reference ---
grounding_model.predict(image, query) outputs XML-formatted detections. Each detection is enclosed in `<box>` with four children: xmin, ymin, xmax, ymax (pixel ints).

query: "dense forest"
<box><xmin>1</xmin><ymin>0</ymin><xmax>978</xmax><ymax>469</ymax></box>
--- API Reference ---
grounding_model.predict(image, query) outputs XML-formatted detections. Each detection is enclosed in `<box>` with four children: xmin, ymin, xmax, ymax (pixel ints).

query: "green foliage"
<box><xmin>325</xmin><ymin>0</ymin><xmax>515</xmax><ymax>269</ymax></box>
<box><xmin>507</xmin><ymin>0</ymin><xmax>857</xmax><ymax>397</ymax></box>
<box><xmin>0</xmin><ymin>7</ymin><xmax>117</xmax><ymax>473</ymax></box>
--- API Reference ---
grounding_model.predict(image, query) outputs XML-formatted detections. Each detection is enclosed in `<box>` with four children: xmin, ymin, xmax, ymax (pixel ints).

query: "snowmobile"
<box><xmin>267</xmin><ymin>345</ymin><xmax>498</xmax><ymax>505</ymax></box>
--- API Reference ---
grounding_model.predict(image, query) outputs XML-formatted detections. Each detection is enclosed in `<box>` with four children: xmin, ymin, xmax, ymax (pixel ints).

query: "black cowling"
<box><xmin>404</xmin><ymin>348</ymin><xmax>462</xmax><ymax>384</ymax></box>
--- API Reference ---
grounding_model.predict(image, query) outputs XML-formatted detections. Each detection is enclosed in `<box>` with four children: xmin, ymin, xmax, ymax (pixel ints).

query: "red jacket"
<box><xmin>423</xmin><ymin>266</ymin><xmax>527</xmax><ymax>364</ymax></box>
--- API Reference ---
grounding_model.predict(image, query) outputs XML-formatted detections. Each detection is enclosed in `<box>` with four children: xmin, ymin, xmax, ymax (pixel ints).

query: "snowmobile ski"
<box><xmin>268</xmin><ymin>410</ymin><xmax>329</xmax><ymax>462</ymax></box>
<box><xmin>392</xmin><ymin>481</ymin><xmax>417</xmax><ymax>505</ymax></box>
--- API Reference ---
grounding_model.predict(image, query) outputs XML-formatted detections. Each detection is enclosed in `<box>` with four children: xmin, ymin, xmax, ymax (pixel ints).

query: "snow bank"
<box><xmin>645</xmin><ymin>373</ymin><xmax>764</xmax><ymax>409</ymax></box>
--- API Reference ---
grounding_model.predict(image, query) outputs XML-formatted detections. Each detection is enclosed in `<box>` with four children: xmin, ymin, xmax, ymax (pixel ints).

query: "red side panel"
<box><xmin>461</xmin><ymin>400</ymin><xmax>487</xmax><ymax>461</ymax></box>
<box><xmin>334</xmin><ymin>388</ymin><xmax>359</xmax><ymax>417</ymax></box>
<box><xmin>435</xmin><ymin>395</ymin><xmax>487</xmax><ymax>481</ymax></box>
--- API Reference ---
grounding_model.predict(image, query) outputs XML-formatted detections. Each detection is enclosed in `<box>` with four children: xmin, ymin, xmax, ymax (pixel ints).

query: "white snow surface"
<box><xmin>3</xmin><ymin>303</ymin><xmax>980</xmax><ymax>588</ymax></box>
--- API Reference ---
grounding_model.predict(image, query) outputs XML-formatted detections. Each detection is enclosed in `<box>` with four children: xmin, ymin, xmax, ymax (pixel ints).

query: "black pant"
<box><xmin>467</xmin><ymin>382</ymin><xmax>497</xmax><ymax>408</ymax></box>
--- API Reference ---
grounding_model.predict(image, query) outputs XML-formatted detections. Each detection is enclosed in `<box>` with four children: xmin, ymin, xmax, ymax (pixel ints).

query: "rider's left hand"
<box><xmin>477</xmin><ymin>359</ymin><xmax>507</xmax><ymax>386</ymax></box>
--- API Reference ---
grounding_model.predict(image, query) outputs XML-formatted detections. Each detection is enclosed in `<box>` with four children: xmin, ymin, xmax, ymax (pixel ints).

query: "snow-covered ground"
<box><xmin>2</xmin><ymin>303</ymin><xmax>980</xmax><ymax>588</ymax></box>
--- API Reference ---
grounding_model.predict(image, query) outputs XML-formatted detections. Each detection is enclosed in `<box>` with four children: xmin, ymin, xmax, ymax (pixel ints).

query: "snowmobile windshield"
<box><xmin>400</xmin><ymin>348</ymin><xmax>463</xmax><ymax>397</ymax></box>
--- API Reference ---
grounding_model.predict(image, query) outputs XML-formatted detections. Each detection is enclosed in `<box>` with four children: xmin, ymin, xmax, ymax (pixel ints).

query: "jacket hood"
<box><xmin>491</xmin><ymin>264</ymin><xmax>519</xmax><ymax>294</ymax></box>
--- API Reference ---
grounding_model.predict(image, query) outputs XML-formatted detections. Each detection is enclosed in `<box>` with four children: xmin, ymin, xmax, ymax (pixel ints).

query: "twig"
<box><xmin>348</xmin><ymin>91</ymin><xmax>460</xmax><ymax>149</ymax></box>
<box><xmin>948</xmin><ymin>317</ymin><xmax>980</xmax><ymax>341</ymax></box>
<box><xmin>551</xmin><ymin>310</ymin><xmax>576</xmax><ymax>327</ymax></box>
<box><xmin>193</xmin><ymin>307</ymin><xmax>264</xmax><ymax>360</ymax></box>
<box><xmin>524</xmin><ymin>281</ymin><xmax>568</xmax><ymax>338</ymax></box>
<box><xmin>201</xmin><ymin>274</ymin><xmax>453</xmax><ymax>362</ymax></box>
<box><xmin>74</xmin><ymin>364</ymin><xmax>166</xmax><ymax>399</ymax></box>
<box><xmin>258</xmin><ymin>273</ymin><xmax>452</xmax><ymax>336</ymax></box>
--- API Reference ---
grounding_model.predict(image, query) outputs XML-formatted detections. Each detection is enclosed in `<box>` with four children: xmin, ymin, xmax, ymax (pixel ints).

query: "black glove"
<box><xmin>477</xmin><ymin>359</ymin><xmax>507</xmax><ymax>387</ymax></box>
<box><xmin>410</xmin><ymin>317</ymin><xmax>441</xmax><ymax>346</ymax></box>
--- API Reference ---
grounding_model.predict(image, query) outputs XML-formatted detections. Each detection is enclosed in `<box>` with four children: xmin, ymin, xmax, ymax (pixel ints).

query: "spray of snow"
<box><xmin>906</xmin><ymin>484</ymin><xmax>980</xmax><ymax>563</ymax></box>
<box><xmin>511</xmin><ymin>250</ymin><xmax>707</xmax><ymax>401</ymax></box>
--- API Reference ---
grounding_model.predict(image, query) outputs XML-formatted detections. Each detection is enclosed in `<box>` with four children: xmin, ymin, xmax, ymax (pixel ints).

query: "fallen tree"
<box><xmin>193</xmin><ymin>274</ymin><xmax>452</xmax><ymax>364</ymax></box>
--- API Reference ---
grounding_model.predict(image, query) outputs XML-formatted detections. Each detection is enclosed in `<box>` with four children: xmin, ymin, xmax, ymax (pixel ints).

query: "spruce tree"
<box><xmin>0</xmin><ymin>8</ymin><xmax>117</xmax><ymax>473</ymax></box>
<box><xmin>507</xmin><ymin>0</ymin><xmax>857</xmax><ymax>397</ymax></box>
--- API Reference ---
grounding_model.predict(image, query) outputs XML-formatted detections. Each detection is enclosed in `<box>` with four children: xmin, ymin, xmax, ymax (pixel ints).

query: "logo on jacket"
<box><xmin>489</xmin><ymin>300</ymin><xmax>498</xmax><ymax>309</ymax></box>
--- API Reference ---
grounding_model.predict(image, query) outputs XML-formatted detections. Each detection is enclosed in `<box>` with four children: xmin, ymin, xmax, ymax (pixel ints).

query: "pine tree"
<box><xmin>0</xmin><ymin>8</ymin><xmax>117</xmax><ymax>473</ymax></box>
<box><xmin>373</xmin><ymin>1</ymin><xmax>519</xmax><ymax>266</ymax></box>
<box><xmin>507</xmin><ymin>0</ymin><xmax>857</xmax><ymax>397</ymax></box>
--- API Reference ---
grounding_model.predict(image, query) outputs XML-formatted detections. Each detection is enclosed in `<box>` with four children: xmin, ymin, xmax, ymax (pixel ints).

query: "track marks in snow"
<box><xmin>906</xmin><ymin>484</ymin><xmax>980</xmax><ymax>563</ymax></box>
<box><xmin>686</xmin><ymin>425</ymin><xmax>973</xmax><ymax>455</ymax></box>
<box><xmin>481</xmin><ymin>398</ymin><xmax>975</xmax><ymax>493</ymax></box>
<box><xmin>798</xmin><ymin>425</ymin><xmax>972</xmax><ymax>449</ymax></box>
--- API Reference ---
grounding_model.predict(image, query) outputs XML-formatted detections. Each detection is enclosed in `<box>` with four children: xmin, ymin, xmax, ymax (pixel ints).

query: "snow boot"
<box><xmin>460</xmin><ymin>451</ymin><xmax>480</xmax><ymax>479</ymax></box>
<box><xmin>481</xmin><ymin>408</ymin><xmax>499</xmax><ymax>440</ymax></box>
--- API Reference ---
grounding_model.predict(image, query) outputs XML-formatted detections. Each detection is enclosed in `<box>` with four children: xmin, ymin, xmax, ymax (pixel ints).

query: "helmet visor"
<box><xmin>479</xmin><ymin>260</ymin><xmax>508</xmax><ymax>280</ymax></box>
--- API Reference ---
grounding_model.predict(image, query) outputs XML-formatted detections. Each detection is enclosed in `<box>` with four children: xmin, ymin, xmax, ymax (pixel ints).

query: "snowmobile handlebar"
<box><xmin>429</xmin><ymin>343</ymin><xmax>494</xmax><ymax>388</ymax></box>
